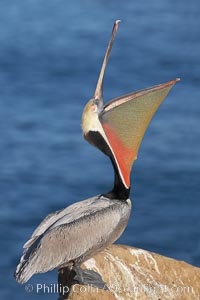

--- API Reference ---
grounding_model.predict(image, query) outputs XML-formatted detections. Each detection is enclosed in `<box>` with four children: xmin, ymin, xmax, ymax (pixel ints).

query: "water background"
<box><xmin>0</xmin><ymin>1</ymin><xmax>200</xmax><ymax>299</ymax></box>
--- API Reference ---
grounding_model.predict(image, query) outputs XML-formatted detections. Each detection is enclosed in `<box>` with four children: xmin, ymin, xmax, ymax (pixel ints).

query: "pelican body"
<box><xmin>16</xmin><ymin>195</ymin><xmax>131</xmax><ymax>284</ymax></box>
<box><xmin>15</xmin><ymin>21</ymin><xmax>179</xmax><ymax>289</ymax></box>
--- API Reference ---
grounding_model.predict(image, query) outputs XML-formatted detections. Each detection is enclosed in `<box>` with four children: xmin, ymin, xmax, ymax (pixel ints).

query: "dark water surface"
<box><xmin>0</xmin><ymin>1</ymin><xmax>200</xmax><ymax>299</ymax></box>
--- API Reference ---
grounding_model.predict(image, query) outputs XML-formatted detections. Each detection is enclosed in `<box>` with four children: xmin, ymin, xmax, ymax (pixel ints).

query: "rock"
<box><xmin>65</xmin><ymin>244</ymin><xmax>200</xmax><ymax>300</ymax></box>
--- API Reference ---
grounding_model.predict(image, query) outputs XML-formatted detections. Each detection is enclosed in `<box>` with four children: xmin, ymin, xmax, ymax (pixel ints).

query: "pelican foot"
<box><xmin>73</xmin><ymin>265</ymin><xmax>109</xmax><ymax>290</ymax></box>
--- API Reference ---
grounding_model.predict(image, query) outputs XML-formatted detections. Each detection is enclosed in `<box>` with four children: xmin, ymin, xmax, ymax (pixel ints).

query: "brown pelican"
<box><xmin>15</xmin><ymin>20</ymin><xmax>179</xmax><ymax>289</ymax></box>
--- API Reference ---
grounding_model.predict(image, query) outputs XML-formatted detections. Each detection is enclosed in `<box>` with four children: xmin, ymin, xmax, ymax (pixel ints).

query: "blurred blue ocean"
<box><xmin>0</xmin><ymin>1</ymin><xmax>200</xmax><ymax>299</ymax></box>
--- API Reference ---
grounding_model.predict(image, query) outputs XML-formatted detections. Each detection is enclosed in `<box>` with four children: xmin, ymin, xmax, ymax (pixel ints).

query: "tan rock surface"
<box><xmin>66</xmin><ymin>244</ymin><xmax>200</xmax><ymax>300</ymax></box>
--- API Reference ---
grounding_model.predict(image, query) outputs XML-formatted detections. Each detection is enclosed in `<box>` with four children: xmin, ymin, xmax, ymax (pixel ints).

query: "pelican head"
<box><xmin>82</xmin><ymin>21</ymin><xmax>180</xmax><ymax>199</ymax></box>
<box><xmin>82</xmin><ymin>20</ymin><xmax>120</xmax><ymax>147</ymax></box>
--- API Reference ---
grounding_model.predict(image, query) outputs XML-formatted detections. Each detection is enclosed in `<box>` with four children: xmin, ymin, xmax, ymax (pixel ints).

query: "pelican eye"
<box><xmin>93</xmin><ymin>98</ymin><xmax>99</xmax><ymax>106</ymax></box>
<box><xmin>90</xmin><ymin>101</ymin><xmax>98</xmax><ymax>113</ymax></box>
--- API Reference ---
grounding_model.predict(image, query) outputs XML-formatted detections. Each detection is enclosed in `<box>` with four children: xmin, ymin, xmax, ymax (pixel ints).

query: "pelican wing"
<box><xmin>99</xmin><ymin>79</ymin><xmax>180</xmax><ymax>188</ymax></box>
<box><xmin>23</xmin><ymin>209</ymin><xmax>62</xmax><ymax>249</ymax></box>
<box><xmin>24</xmin><ymin>196</ymin><xmax>108</xmax><ymax>249</ymax></box>
<box><xmin>15</xmin><ymin>196</ymin><xmax>130</xmax><ymax>284</ymax></box>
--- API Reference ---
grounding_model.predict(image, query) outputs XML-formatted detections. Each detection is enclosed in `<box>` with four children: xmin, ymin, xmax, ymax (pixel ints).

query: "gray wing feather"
<box><xmin>26</xmin><ymin>199</ymin><xmax>125</xmax><ymax>272</ymax></box>
<box><xmin>24</xmin><ymin>196</ymin><xmax>103</xmax><ymax>249</ymax></box>
<box><xmin>23</xmin><ymin>209</ymin><xmax>62</xmax><ymax>249</ymax></box>
<box><xmin>16</xmin><ymin>195</ymin><xmax>130</xmax><ymax>284</ymax></box>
